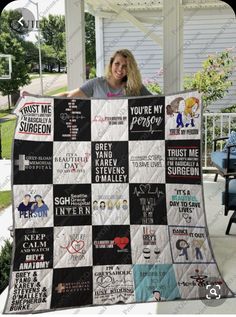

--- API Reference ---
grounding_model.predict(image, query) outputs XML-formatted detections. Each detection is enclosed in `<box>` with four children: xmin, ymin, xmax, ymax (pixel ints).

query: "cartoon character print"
<box><xmin>176</xmin><ymin>239</ymin><xmax>190</xmax><ymax>261</ymax></box>
<box><xmin>183</xmin><ymin>97</ymin><xmax>200</xmax><ymax>128</ymax></box>
<box><xmin>166</xmin><ymin>97</ymin><xmax>200</xmax><ymax>129</ymax></box>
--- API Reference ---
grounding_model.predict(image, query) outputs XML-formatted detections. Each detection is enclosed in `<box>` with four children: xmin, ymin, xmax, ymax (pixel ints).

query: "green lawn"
<box><xmin>0</xmin><ymin>119</ymin><xmax>16</xmax><ymax>159</ymax></box>
<box><xmin>0</xmin><ymin>190</ymin><xmax>12</xmax><ymax>211</ymax></box>
<box><xmin>0</xmin><ymin>109</ymin><xmax>11</xmax><ymax>119</ymax></box>
<box><xmin>46</xmin><ymin>86</ymin><xmax>67</xmax><ymax>96</ymax></box>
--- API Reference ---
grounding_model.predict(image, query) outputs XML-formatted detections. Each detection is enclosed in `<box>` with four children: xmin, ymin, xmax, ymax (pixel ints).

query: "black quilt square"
<box><xmin>92</xmin><ymin>225</ymin><xmax>132</xmax><ymax>265</ymax></box>
<box><xmin>129</xmin><ymin>183</ymin><xmax>167</xmax><ymax>225</ymax></box>
<box><xmin>92</xmin><ymin>141</ymin><xmax>128</xmax><ymax>183</ymax></box>
<box><xmin>13</xmin><ymin>140</ymin><xmax>53</xmax><ymax>184</ymax></box>
<box><xmin>13</xmin><ymin>227</ymin><xmax>53</xmax><ymax>271</ymax></box>
<box><xmin>166</xmin><ymin>139</ymin><xmax>201</xmax><ymax>184</ymax></box>
<box><xmin>128</xmin><ymin>97</ymin><xmax>165</xmax><ymax>140</ymax></box>
<box><xmin>53</xmin><ymin>184</ymin><xmax>91</xmax><ymax>226</ymax></box>
<box><xmin>51</xmin><ymin>267</ymin><xmax>93</xmax><ymax>308</ymax></box>
<box><xmin>54</xmin><ymin>98</ymin><xmax>91</xmax><ymax>141</ymax></box>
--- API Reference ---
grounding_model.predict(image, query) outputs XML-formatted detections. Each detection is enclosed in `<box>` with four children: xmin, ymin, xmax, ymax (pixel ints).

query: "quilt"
<box><xmin>4</xmin><ymin>91</ymin><xmax>235</xmax><ymax>314</ymax></box>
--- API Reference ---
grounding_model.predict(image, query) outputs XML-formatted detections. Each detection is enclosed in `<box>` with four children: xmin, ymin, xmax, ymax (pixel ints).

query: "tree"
<box><xmin>0</xmin><ymin>10</ymin><xmax>31</xmax><ymax>108</ymax></box>
<box><xmin>40</xmin><ymin>13</ymin><xmax>96</xmax><ymax>72</ymax></box>
<box><xmin>22</xmin><ymin>41</ymin><xmax>39</xmax><ymax>69</ymax></box>
<box><xmin>85</xmin><ymin>12</ymin><xmax>96</xmax><ymax>67</ymax></box>
<box><xmin>40</xmin><ymin>15</ymin><xmax>66</xmax><ymax>72</ymax></box>
<box><xmin>0</xmin><ymin>32</ymin><xmax>31</xmax><ymax>108</ymax></box>
<box><xmin>184</xmin><ymin>49</ymin><xmax>235</xmax><ymax>110</ymax></box>
<box><xmin>41</xmin><ymin>44</ymin><xmax>57</xmax><ymax>72</ymax></box>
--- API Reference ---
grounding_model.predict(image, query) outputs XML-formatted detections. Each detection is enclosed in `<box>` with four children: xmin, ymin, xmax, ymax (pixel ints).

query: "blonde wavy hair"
<box><xmin>105</xmin><ymin>49</ymin><xmax>143</xmax><ymax>96</ymax></box>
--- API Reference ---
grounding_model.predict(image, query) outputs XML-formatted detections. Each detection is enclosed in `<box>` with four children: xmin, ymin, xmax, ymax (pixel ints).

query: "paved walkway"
<box><xmin>0</xmin><ymin>160</ymin><xmax>11</xmax><ymax>191</ymax></box>
<box><xmin>0</xmin><ymin>160</ymin><xmax>12</xmax><ymax>248</ymax></box>
<box><xmin>0</xmin><ymin>206</ymin><xmax>12</xmax><ymax>249</ymax></box>
<box><xmin>0</xmin><ymin>74</ymin><xmax>67</xmax><ymax>110</ymax></box>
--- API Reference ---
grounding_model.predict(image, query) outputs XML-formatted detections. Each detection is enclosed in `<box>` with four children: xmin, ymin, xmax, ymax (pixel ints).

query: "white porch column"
<box><xmin>163</xmin><ymin>0</ymin><xmax>184</xmax><ymax>94</ymax></box>
<box><xmin>65</xmin><ymin>0</ymin><xmax>86</xmax><ymax>90</ymax></box>
<box><xmin>95</xmin><ymin>16</ymin><xmax>105</xmax><ymax>76</ymax></box>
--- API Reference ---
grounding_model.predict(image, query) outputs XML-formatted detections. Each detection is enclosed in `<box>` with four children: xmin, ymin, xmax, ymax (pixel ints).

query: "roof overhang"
<box><xmin>85</xmin><ymin>0</ymin><xmax>230</xmax><ymax>18</ymax></box>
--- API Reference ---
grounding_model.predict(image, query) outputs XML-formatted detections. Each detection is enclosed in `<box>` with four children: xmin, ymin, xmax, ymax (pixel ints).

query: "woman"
<box><xmin>57</xmin><ymin>49</ymin><xmax>152</xmax><ymax>98</ymax></box>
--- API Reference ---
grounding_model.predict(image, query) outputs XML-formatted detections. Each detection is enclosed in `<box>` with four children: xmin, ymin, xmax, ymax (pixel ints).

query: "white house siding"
<box><xmin>102</xmin><ymin>5</ymin><xmax>236</xmax><ymax>112</ymax></box>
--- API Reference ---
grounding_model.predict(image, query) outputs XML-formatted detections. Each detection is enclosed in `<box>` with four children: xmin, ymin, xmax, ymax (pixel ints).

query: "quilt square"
<box><xmin>130</xmin><ymin>225</ymin><xmax>172</xmax><ymax>264</ymax></box>
<box><xmin>13</xmin><ymin>140</ymin><xmax>53</xmax><ymax>184</ymax></box>
<box><xmin>133</xmin><ymin>264</ymin><xmax>180</xmax><ymax>302</ymax></box>
<box><xmin>14</xmin><ymin>96</ymin><xmax>54</xmax><ymax>142</ymax></box>
<box><xmin>92</xmin><ymin>183</ymin><xmax>129</xmax><ymax>225</ymax></box>
<box><xmin>5</xmin><ymin>269</ymin><xmax>53</xmax><ymax>313</ymax></box>
<box><xmin>165</xmin><ymin>92</ymin><xmax>201</xmax><ymax>140</ymax></box>
<box><xmin>14</xmin><ymin>184</ymin><xmax>53</xmax><ymax>229</ymax></box>
<box><xmin>165</xmin><ymin>139</ymin><xmax>201</xmax><ymax>184</ymax></box>
<box><xmin>51</xmin><ymin>267</ymin><xmax>93</xmax><ymax>308</ymax></box>
<box><xmin>93</xmin><ymin>265</ymin><xmax>135</xmax><ymax>305</ymax></box>
<box><xmin>128</xmin><ymin>96</ymin><xmax>165</xmax><ymax>140</ymax></box>
<box><xmin>173</xmin><ymin>263</ymin><xmax>234</xmax><ymax>299</ymax></box>
<box><xmin>53</xmin><ymin>141</ymin><xmax>91</xmax><ymax>184</ymax></box>
<box><xmin>129</xmin><ymin>140</ymin><xmax>165</xmax><ymax>183</ymax></box>
<box><xmin>13</xmin><ymin>227</ymin><xmax>53</xmax><ymax>271</ymax></box>
<box><xmin>166</xmin><ymin>184</ymin><xmax>204</xmax><ymax>226</ymax></box>
<box><xmin>91</xmin><ymin>99</ymin><xmax>128</xmax><ymax>141</ymax></box>
<box><xmin>92</xmin><ymin>225</ymin><xmax>132</xmax><ymax>265</ymax></box>
<box><xmin>129</xmin><ymin>183</ymin><xmax>167</xmax><ymax>225</ymax></box>
<box><xmin>53</xmin><ymin>184</ymin><xmax>91</xmax><ymax>226</ymax></box>
<box><xmin>54</xmin><ymin>226</ymin><xmax>92</xmax><ymax>268</ymax></box>
<box><xmin>168</xmin><ymin>226</ymin><xmax>214</xmax><ymax>264</ymax></box>
<box><xmin>54</xmin><ymin>98</ymin><xmax>91</xmax><ymax>141</ymax></box>
<box><xmin>92</xmin><ymin>141</ymin><xmax>128</xmax><ymax>183</ymax></box>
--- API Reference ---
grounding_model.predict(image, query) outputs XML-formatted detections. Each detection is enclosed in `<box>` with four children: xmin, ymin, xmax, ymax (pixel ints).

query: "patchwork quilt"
<box><xmin>4</xmin><ymin>91</ymin><xmax>235</xmax><ymax>313</ymax></box>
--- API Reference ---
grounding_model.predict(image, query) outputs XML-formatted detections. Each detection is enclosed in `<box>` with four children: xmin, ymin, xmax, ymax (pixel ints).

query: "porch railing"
<box><xmin>203</xmin><ymin>112</ymin><xmax>236</xmax><ymax>170</ymax></box>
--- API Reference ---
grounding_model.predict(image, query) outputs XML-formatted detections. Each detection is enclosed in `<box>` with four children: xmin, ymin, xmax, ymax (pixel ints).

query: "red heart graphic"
<box><xmin>114</xmin><ymin>237</ymin><xmax>129</xmax><ymax>249</ymax></box>
<box><xmin>71</xmin><ymin>239</ymin><xmax>84</xmax><ymax>253</ymax></box>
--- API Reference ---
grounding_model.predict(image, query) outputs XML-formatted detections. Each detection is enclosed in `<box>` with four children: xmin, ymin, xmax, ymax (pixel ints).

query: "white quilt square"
<box><xmin>54</xmin><ymin>226</ymin><xmax>92</xmax><ymax>268</ymax></box>
<box><xmin>166</xmin><ymin>184</ymin><xmax>204</xmax><ymax>227</ymax></box>
<box><xmin>91</xmin><ymin>99</ymin><xmax>128</xmax><ymax>141</ymax></box>
<box><xmin>129</xmin><ymin>140</ymin><xmax>165</xmax><ymax>183</ymax></box>
<box><xmin>130</xmin><ymin>225</ymin><xmax>172</xmax><ymax>264</ymax></box>
<box><xmin>53</xmin><ymin>141</ymin><xmax>91</xmax><ymax>184</ymax></box>
<box><xmin>13</xmin><ymin>184</ymin><xmax>53</xmax><ymax>228</ymax></box>
<box><xmin>92</xmin><ymin>183</ymin><xmax>129</xmax><ymax>225</ymax></box>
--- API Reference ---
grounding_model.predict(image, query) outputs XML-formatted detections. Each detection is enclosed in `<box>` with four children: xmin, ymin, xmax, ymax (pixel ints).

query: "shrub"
<box><xmin>0</xmin><ymin>239</ymin><xmax>12</xmax><ymax>294</ymax></box>
<box><xmin>143</xmin><ymin>78</ymin><xmax>162</xmax><ymax>95</ymax></box>
<box><xmin>184</xmin><ymin>49</ymin><xmax>235</xmax><ymax>109</ymax></box>
<box><xmin>89</xmin><ymin>66</ymin><xmax>96</xmax><ymax>79</ymax></box>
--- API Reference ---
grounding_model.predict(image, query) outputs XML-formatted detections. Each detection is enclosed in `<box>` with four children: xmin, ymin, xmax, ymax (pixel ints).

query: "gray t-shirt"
<box><xmin>80</xmin><ymin>76</ymin><xmax>152</xmax><ymax>98</ymax></box>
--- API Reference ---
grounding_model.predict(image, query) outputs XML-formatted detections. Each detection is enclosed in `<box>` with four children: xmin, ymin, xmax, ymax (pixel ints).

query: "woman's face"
<box><xmin>180</xmin><ymin>240</ymin><xmax>187</xmax><ymax>248</ymax></box>
<box><xmin>111</xmin><ymin>54</ymin><xmax>128</xmax><ymax>82</ymax></box>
